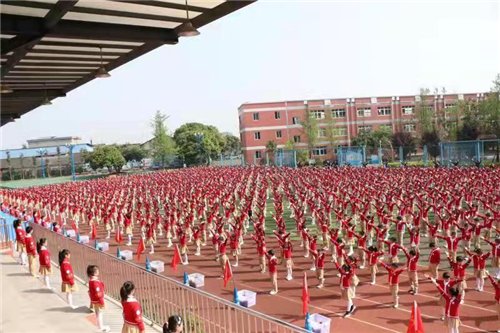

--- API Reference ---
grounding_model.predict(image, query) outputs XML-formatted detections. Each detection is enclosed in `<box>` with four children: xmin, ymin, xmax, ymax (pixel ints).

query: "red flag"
<box><xmin>71</xmin><ymin>220</ymin><xmax>78</xmax><ymax>233</ymax></box>
<box><xmin>136</xmin><ymin>237</ymin><xmax>145</xmax><ymax>260</ymax></box>
<box><xmin>115</xmin><ymin>225</ymin><xmax>123</xmax><ymax>244</ymax></box>
<box><xmin>302</xmin><ymin>271</ymin><xmax>310</xmax><ymax>315</ymax></box>
<box><xmin>91</xmin><ymin>223</ymin><xmax>97</xmax><ymax>240</ymax></box>
<box><xmin>223</xmin><ymin>260</ymin><xmax>233</xmax><ymax>287</ymax></box>
<box><xmin>170</xmin><ymin>245</ymin><xmax>181</xmax><ymax>272</ymax></box>
<box><xmin>407</xmin><ymin>301</ymin><xmax>424</xmax><ymax>333</ymax></box>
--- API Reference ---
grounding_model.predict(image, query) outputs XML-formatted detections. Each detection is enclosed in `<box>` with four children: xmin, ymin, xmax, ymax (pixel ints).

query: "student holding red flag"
<box><xmin>115</xmin><ymin>224</ymin><xmax>123</xmax><ymax>244</ymax></box>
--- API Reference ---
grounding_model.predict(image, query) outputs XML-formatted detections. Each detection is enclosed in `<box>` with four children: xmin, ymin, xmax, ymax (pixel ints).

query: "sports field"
<box><xmin>2</xmin><ymin>167</ymin><xmax>499</xmax><ymax>333</ymax></box>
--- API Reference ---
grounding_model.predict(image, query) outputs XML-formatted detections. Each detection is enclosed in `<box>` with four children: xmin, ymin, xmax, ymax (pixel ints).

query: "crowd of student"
<box><xmin>2</xmin><ymin>166</ymin><xmax>499</xmax><ymax>333</ymax></box>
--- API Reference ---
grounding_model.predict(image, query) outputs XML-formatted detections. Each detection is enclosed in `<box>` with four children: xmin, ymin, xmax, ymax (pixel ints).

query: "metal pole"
<box><xmin>399</xmin><ymin>146</ymin><xmax>403</xmax><ymax>164</ymax></box>
<box><xmin>293</xmin><ymin>150</ymin><xmax>297</xmax><ymax>168</ymax></box>
<box><xmin>423</xmin><ymin>145</ymin><xmax>428</xmax><ymax>166</ymax></box>
<box><xmin>70</xmin><ymin>146</ymin><xmax>76</xmax><ymax>181</ymax></box>
<box><xmin>439</xmin><ymin>143</ymin><xmax>444</xmax><ymax>166</ymax></box>
<box><xmin>40</xmin><ymin>150</ymin><xmax>46</xmax><ymax>178</ymax></box>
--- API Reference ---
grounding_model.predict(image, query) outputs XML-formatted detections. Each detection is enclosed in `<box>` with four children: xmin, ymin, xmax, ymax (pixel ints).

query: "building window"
<box><xmin>357</xmin><ymin>108</ymin><xmax>371</xmax><ymax>117</ymax></box>
<box><xmin>312</xmin><ymin>146</ymin><xmax>327</xmax><ymax>156</ymax></box>
<box><xmin>318</xmin><ymin>128</ymin><xmax>327</xmax><ymax>137</ymax></box>
<box><xmin>404</xmin><ymin>124</ymin><xmax>416</xmax><ymax>132</ymax></box>
<box><xmin>254</xmin><ymin>132</ymin><xmax>261</xmax><ymax>140</ymax></box>
<box><xmin>402</xmin><ymin>106</ymin><xmax>414</xmax><ymax>115</ymax></box>
<box><xmin>276</xmin><ymin>130</ymin><xmax>282</xmax><ymax>138</ymax></box>
<box><xmin>255</xmin><ymin>151</ymin><xmax>262</xmax><ymax>159</ymax></box>
<box><xmin>379</xmin><ymin>124</ymin><xmax>392</xmax><ymax>133</ymax></box>
<box><xmin>444</xmin><ymin>104</ymin><xmax>456</xmax><ymax>109</ymax></box>
<box><xmin>293</xmin><ymin>135</ymin><xmax>301</xmax><ymax>143</ymax></box>
<box><xmin>377</xmin><ymin>106</ymin><xmax>391</xmax><ymax>116</ymax></box>
<box><xmin>253</xmin><ymin>112</ymin><xmax>259</xmax><ymax>121</ymax></box>
<box><xmin>292</xmin><ymin>117</ymin><xmax>300</xmax><ymax>125</ymax></box>
<box><xmin>358</xmin><ymin>125</ymin><xmax>372</xmax><ymax>133</ymax></box>
<box><xmin>332</xmin><ymin>109</ymin><xmax>346</xmax><ymax>118</ymax></box>
<box><xmin>333</xmin><ymin>127</ymin><xmax>347</xmax><ymax>136</ymax></box>
<box><xmin>311</xmin><ymin>110</ymin><xmax>325</xmax><ymax>119</ymax></box>
<box><xmin>274</xmin><ymin>111</ymin><xmax>281</xmax><ymax>119</ymax></box>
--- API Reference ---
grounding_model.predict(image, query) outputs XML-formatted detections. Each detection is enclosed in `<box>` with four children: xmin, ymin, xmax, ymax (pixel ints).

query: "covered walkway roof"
<box><xmin>0</xmin><ymin>0</ymin><xmax>254</xmax><ymax>126</ymax></box>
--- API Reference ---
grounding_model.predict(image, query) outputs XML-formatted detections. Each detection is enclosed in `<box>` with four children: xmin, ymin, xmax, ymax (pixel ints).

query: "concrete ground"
<box><xmin>0</xmin><ymin>250</ymin><xmax>160</xmax><ymax>333</ymax></box>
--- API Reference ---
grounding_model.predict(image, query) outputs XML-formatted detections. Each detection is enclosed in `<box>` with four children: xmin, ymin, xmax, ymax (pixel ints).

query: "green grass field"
<box><xmin>0</xmin><ymin>174</ymin><xmax>104</xmax><ymax>189</ymax></box>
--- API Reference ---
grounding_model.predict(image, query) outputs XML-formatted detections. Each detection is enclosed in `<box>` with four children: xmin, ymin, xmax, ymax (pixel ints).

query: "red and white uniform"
<box><xmin>39</xmin><ymin>246</ymin><xmax>51</xmax><ymax>268</ymax></box>
<box><xmin>88</xmin><ymin>277</ymin><xmax>105</xmax><ymax>306</ymax></box>
<box><xmin>429</xmin><ymin>247</ymin><xmax>441</xmax><ymax>265</ymax></box>
<box><xmin>60</xmin><ymin>258</ymin><xmax>75</xmax><ymax>286</ymax></box>
<box><xmin>122</xmin><ymin>296</ymin><xmax>145</xmax><ymax>331</ymax></box>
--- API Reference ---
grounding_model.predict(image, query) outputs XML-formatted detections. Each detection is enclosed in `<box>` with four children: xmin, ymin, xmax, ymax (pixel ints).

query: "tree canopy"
<box><xmin>173</xmin><ymin>122</ymin><xmax>225</xmax><ymax>165</ymax></box>
<box><xmin>120</xmin><ymin>145</ymin><xmax>147</xmax><ymax>162</ymax></box>
<box><xmin>151</xmin><ymin>111</ymin><xmax>176</xmax><ymax>167</ymax></box>
<box><xmin>84</xmin><ymin>146</ymin><xmax>126</xmax><ymax>173</ymax></box>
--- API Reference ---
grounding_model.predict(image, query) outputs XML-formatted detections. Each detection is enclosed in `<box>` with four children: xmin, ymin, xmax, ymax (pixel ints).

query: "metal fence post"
<box><xmin>362</xmin><ymin>146</ymin><xmax>366</xmax><ymax>163</ymax></box>
<box><xmin>378</xmin><ymin>147</ymin><xmax>382</xmax><ymax>166</ymax></box>
<box><xmin>475</xmin><ymin>140</ymin><xmax>480</xmax><ymax>161</ymax></box>
<box><xmin>293</xmin><ymin>150</ymin><xmax>297</xmax><ymax>168</ymax></box>
<box><xmin>399</xmin><ymin>146</ymin><xmax>403</xmax><ymax>163</ymax></box>
<box><xmin>423</xmin><ymin>145</ymin><xmax>428</xmax><ymax>166</ymax></box>
<box><xmin>266</xmin><ymin>152</ymin><xmax>269</xmax><ymax>166</ymax></box>
<box><xmin>439</xmin><ymin>143</ymin><xmax>444</xmax><ymax>166</ymax></box>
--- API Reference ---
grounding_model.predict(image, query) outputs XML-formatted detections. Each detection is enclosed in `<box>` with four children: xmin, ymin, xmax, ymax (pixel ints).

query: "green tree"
<box><xmin>324</xmin><ymin>110</ymin><xmax>337</xmax><ymax>151</ymax></box>
<box><xmin>301</xmin><ymin>110</ymin><xmax>319</xmax><ymax>158</ymax></box>
<box><xmin>415</xmin><ymin>88</ymin><xmax>435</xmax><ymax>136</ymax></box>
<box><xmin>151</xmin><ymin>111</ymin><xmax>176</xmax><ymax>167</ymax></box>
<box><xmin>221</xmin><ymin>133</ymin><xmax>241</xmax><ymax>156</ymax></box>
<box><xmin>120</xmin><ymin>145</ymin><xmax>147</xmax><ymax>162</ymax></box>
<box><xmin>56</xmin><ymin>146</ymin><xmax>63</xmax><ymax>177</ymax></box>
<box><xmin>5</xmin><ymin>151</ymin><xmax>12</xmax><ymax>180</ymax></box>
<box><xmin>392</xmin><ymin>132</ymin><xmax>416</xmax><ymax>160</ymax></box>
<box><xmin>173</xmin><ymin>122</ymin><xmax>225</xmax><ymax>165</ymax></box>
<box><xmin>19</xmin><ymin>153</ymin><xmax>25</xmax><ymax>179</ymax></box>
<box><xmin>265</xmin><ymin>140</ymin><xmax>277</xmax><ymax>165</ymax></box>
<box><xmin>421</xmin><ymin>130</ymin><xmax>440</xmax><ymax>159</ymax></box>
<box><xmin>84</xmin><ymin>146</ymin><xmax>125</xmax><ymax>173</ymax></box>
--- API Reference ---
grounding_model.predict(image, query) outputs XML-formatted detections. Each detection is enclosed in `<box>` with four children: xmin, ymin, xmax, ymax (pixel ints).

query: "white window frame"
<box><xmin>402</xmin><ymin>106</ymin><xmax>414</xmax><ymax>115</ymax></box>
<box><xmin>444</xmin><ymin>104</ymin><xmax>456</xmax><ymax>109</ymax></box>
<box><xmin>332</xmin><ymin>109</ymin><xmax>346</xmax><ymax>118</ymax></box>
<box><xmin>333</xmin><ymin>127</ymin><xmax>347</xmax><ymax>136</ymax></box>
<box><xmin>311</xmin><ymin>110</ymin><xmax>325</xmax><ymax>119</ymax></box>
<box><xmin>276</xmin><ymin>130</ymin><xmax>282</xmax><ymax>138</ymax></box>
<box><xmin>293</xmin><ymin>135</ymin><xmax>301</xmax><ymax>143</ymax></box>
<box><xmin>255</xmin><ymin>151</ymin><xmax>262</xmax><ymax>159</ymax></box>
<box><xmin>254</xmin><ymin>132</ymin><xmax>261</xmax><ymax>140</ymax></box>
<box><xmin>318</xmin><ymin>128</ymin><xmax>327</xmax><ymax>138</ymax></box>
<box><xmin>253</xmin><ymin>112</ymin><xmax>259</xmax><ymax>121</ymax></box>
<box><xmin>357</xmin><ymin>108</ymin><xmax>371</xmax><ymax>117</ymax></box>
<box><xmin>404</xmin><ymin>124</ymin><xmax>416</xmax><ymax>132</ymax></box>
<box><xmin>292</xmin><ymin>117</ymin><xmax>300</xmax><ymax>125</ymax></box>
<box><xmin>274</xmin><ymin>111</ymin><xmax>281</xmax><ymax>119</ymax></box>
<box><xmin>358</xmin><ymin>125</ymin><xmax>372</xmax><ymax>133</ymax></box>
<box><xmin>377</xmin><ymin>106</ymin><xmax>391</xmax><ymax>116</ymax></box>
<box><xmin>312</xmin><ymin>146</ymin><xmax>327</xmax><ymax>156</ymax></box>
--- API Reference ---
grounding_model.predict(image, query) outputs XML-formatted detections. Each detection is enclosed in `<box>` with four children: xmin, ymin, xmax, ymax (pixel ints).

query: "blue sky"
<box><xmin>1</xmin><ymin>0</ymin><xmax>499</xmax><ymax>149</ymax></box>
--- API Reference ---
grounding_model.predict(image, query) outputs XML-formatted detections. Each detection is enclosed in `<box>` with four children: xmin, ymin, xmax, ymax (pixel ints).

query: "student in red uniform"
<box><xmin>482</xmin><ymin>236</ymin><xmax>500</xmax><ymax>279</ymax></box>
<box><xmin>447</xmin><ymin>253</ymin><xmax>471</xmax><ymax>302</ymax></box>
<box><xmin>402</xmin><ymin>247</ymin><xmax>420</xmax><ymax>294</ymax></box>
<box><xmin>333</xmin><ymin>258</ymin><xmax>356</xmax><ymax>317</ymax></box>
<box><xmin>37</xmin><ymin>238</ymin><xmax>52</xmax><ymax>289</ymax></box>
<box><xmin>265</xmin><ymin>249</ymin><xmax>279</xmax><ymax>295</ymax></box>
<box><xmin>311</xmin><ymin>248</ymin><xmax>326</xmax><ymax>288</ymax></box>
<box><xmin>485</xmin><ymin>271</ymin><xmax>500</xmax><ymax>328</ymax></box>
<box><xmin>59</xmin><ymin>249</ymin><xmax>78</xmax><ymax>309</ymax></box>
<box><xmin>120</xmin><ymin>281</ymin><xmax>145</xmax><ymax>333</ymax></box>
<box><xmin>25</xmin><ymin>226</ymin><xmax>37</xmax><ymax>277</ymax></box>
<box><xmin>282</xmin><ymin>238</ymin><xmax>293</xmax><ymax>280</ymax></box>
<box><xmin>14</xmin><ymin>219</ymin><xmax>27</xmax><ymax>265</ymax></box>
<box><xmin>380</xmin><ymin>260</ymin><xmax>406</xmax><ymax>308</ymax></box>
<box><xmin>430</xmin><ymin>281</ymin><xmax>463</xmax><ymax>333</ymax></box>
<box><xmin>428</xmin><ymin>242</ymin><xmax>441</xmax><ymax>279</ymax></box>
<box><xmin>465</xmin><ymin>247</ymin><xmax>490</xmax><ymax>292</ymax></box>
<box><xmin>425</xmin><ymin>272</ymin><xmax>462</xmax><ymax>321</ymax></box>
<box><xmin>87</xmin><ymin>265</ymin><xmax>110</xmax><ymax>332</ymax></box>
<box><xmin>361</xmin><ymin>245</ymin><xmax>384</xmax><ymax>285</ymax></box>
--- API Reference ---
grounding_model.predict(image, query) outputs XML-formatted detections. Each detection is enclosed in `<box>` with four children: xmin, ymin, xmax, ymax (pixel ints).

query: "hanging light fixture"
<box><xmin>96</xmin><ymin>47</ymin><xmax>110</xmax><ymax>78</ymax></box>
<box><xmin>177</xmin><ymin>0</ymin><xmax>200</xmax><ymax>37</ymax></box>
<box><xmin>42</xmin><ymin>84</ymin><xmax>52</xmax><ymax>105</ymax></box>
<box><xmin>1</xmin><ymin>83</ymin><xmax>13</xmax><ymax>94</ymax></box>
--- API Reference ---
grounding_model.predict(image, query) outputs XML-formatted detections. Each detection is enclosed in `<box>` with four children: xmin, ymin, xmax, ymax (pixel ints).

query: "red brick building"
<box><xmin>238</xmin><ymin>92</ymin><xmax>486</xmax><ymax>163</ymax></box>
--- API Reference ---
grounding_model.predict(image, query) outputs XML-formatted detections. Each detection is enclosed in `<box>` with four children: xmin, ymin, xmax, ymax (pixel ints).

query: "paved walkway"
<box><xmin>0</xmin><ymin>250</ymin><xmax>160</xmax><ymax>333</ymax></box>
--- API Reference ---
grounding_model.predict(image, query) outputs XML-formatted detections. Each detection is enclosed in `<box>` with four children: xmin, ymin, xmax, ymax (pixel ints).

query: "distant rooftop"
<box><xmin>27</xmin><ymin>136</ymin><xmax>81</xmax><ymax>143</ymax></box>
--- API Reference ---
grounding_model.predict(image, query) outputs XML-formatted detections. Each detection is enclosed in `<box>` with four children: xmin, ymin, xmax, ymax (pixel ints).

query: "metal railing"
<box><xmin>32</xmin><ymin>223</ymin><xmax>306</xmax><ymax>333</ymax></box>
<box><xmin>0</xmin><ymin>217</ymin><xmax>13</xmax><ymax>249</ymax></box>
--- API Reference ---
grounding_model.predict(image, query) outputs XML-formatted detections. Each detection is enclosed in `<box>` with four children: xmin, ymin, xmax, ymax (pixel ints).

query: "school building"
<box><xmin>238</xmin><ymin>92</ymin><xmax>486</xmax><ymax>163</ymax></box>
